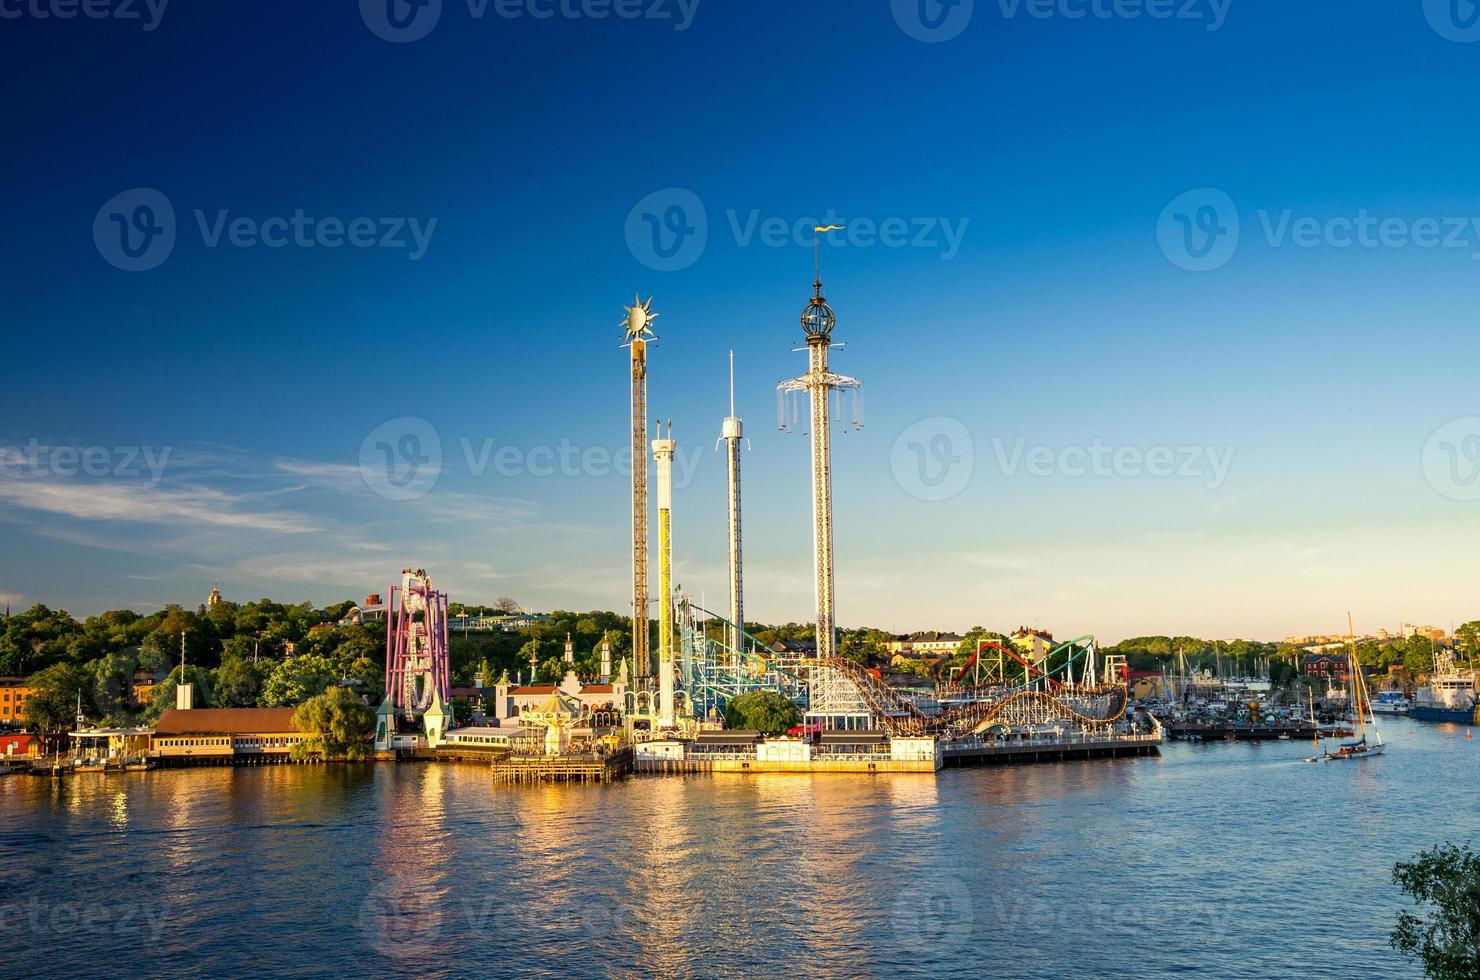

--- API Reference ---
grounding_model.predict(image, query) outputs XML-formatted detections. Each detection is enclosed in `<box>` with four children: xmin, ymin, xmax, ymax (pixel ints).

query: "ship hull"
<box><xmin>1409</xmin><ymin>705</ymin><xmax>1476</xmax><ymax>724</ymax></box>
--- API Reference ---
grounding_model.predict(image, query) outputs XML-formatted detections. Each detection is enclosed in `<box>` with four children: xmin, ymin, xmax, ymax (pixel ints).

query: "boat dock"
<box><xmin>490</xmin><ymin>748</ymin><xmax>633</xmax><ymax>783</ymax></box>
<box><xmin>942</xmin><ymin>731</ymin><xmax>1162</xmax><ymax>767</ymax></box>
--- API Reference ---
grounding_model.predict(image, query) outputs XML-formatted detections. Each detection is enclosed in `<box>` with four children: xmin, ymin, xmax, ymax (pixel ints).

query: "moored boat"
<box><xmin>1408</xmin><ymin>649</ymin><xmax>1477</xmax><ymax>725</ymax></box>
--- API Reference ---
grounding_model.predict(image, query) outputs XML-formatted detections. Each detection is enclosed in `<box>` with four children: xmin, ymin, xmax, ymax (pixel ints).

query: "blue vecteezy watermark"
<box><xmin>93</xmin><ymin>188</ymin><xmax>176</xmax><ymax>272</ymax></box>
<box><xmin>1159</xmin><ymin>187</ymin><xmax>1480</xmax><ymax>271</ymax></box>
<box><xmin>360</xmin><ymin>0</ymin><xmax>699</xmax><ymax>42</ymax></box>
<box><xmin>1422</xmin><ymin>417</ymin><xmax>1480</xmax><ymax>501</ymax></box>
<box><xmin>1157</xmin><ymin>187</ymin><xmax>1239</xmax><ymax>272</ymax></box>
<box><xmin>892</xmin><ymin>0</ymin><xmax>975</xmax><ymax>42</ymax></box>
<box><xmin>1424</xmin><ymin>0</ymin><xmax>1480</xmax><ymax>42</ymax></box>
<box><xmin>892</xmin><ymin>0</ymin><xmax>1230</xmax><ymax>41</ymax></box>
<box><xmin>0</xmin><ymin>0</ymin><xmax>169</xmax><ymax>31</ymax></box>
<box><xmin>891</xmin><ymin>417</ymin><xmax>975</xmax><ymax>501</ymax></box>
<box><xmin>625</xmin><ymin>187</ymin><xmax>708</xmax><ymax>272</ymax></box>
<box><xmin>360</xmin><ymin>0</ymin><xmax>442</xmax><ymax>42</ymax></box>
<box><xmin>94</xmin><ymin>189</ymin><xmax>438</xmax><ymax>270</ymax></box>
<box><xmin>359</xmin><ymin>417</ymin><xmax>443</xmax><ymax>501</ymax></box>
<box><xmin>624</xmin><ymin>191</ymin><xmax>969</xmax><ymax>271</ymax></box>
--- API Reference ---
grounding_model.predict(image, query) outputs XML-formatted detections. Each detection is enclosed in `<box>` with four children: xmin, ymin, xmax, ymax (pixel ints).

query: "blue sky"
<box><xmin>3</xmin><ymin>0</ymin><xmax>1480</xmax><ymax>641</ymax></box>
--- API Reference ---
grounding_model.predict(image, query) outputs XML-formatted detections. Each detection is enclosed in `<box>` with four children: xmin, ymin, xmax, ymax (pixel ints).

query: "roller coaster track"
<box><xmin>802</xmin><ymin>657</ymin><xmax>1127</xmax><ymax>740</ymax></box>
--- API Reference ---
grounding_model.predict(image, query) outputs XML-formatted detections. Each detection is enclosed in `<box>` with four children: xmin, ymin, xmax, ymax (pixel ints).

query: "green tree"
<box><xmin>90</xmin><ymin>650</ymin><xmax>137</xmax><ymax>720</ymax></box>
<box><xmin>290</xmin><ymin>686</ymin><xmax>375</xmax><ymax>761</ymax></box>
<box><xmin>215</xmin><ymin>656</ymin><xmax>265</xmax><ymax>707</ymax></box>
<box><xmin>1392</xmin><ymin>842</ymin><xmax>1480</xmax><ymax>979</ymax></box>
<box><xmin>1454</xmin><ymin>621</ymin><xmax>1480</xmax><ymax>662</ymax></box>
<box><xmin>259</xmin><ymin>654</ymin><xmax>339</xmax><ymax>707</ymax></box>
<box><xmin>723</xmin><ymin>691</ymin><xmax>801</xmax><ymax>736</ymax></box>
<box><xmin>23</xmin><ymin>663</ymin><xmax>95</xmax><ymax>732</ymax></box>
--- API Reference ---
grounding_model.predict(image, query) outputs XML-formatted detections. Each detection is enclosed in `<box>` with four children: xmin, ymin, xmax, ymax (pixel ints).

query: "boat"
<box><xmin>1321</xmin><ymin>615</ymin><xmax>1384</xmax><ymax>762</ymax></box>
<box><xmin>1408</xmin><ymin>647</ymin><xmax>1477</xmax><ymax>724</ymax></box>
<box><xmin>1370</xmin><ymin>690</ymin><xmax>1411</xmax><ymax>715</ymax></box>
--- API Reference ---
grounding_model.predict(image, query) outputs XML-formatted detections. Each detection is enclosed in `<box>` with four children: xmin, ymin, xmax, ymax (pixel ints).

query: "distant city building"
<box><xmin>1402</xmin><ymin>623</ymin><xmax>1448</xmax><ymax>642</ymax></box>
<box><xmin>340</xmin><ymin>593</ymin><xmax>387</xmax><ymax>625</ymax></box>
<box><xmin>1010</xmin><ymin>627</ymin><xmax>1055</xmax><ymax>663</ymax></box>
<box><xmin>1302</xmin><ymin>653</ymin><xmax>1350</xmax><ymax>679</ymax></box>
<box><xmin>131</xmin><ymin>667</ymin><xmax>168</xmax><ymax>708</ymax></box>
<box><xmin>207</xmin><ymin>581</ymin><xmax>223</xmax><ymax>609</ymax></box>
<box><xmin>446</xmin><ymin>612</ymin><xmax>550</xmax><ymax>632</ymax></box>
<box><xmin>0</xmin><ymin>677</ymin><xmax>33</xmax><ymax>725</ymax></box>
<box><xmin>883</xmin><ymin>632</ymin><xmax>964</xmax><ymax>657</ymax></box>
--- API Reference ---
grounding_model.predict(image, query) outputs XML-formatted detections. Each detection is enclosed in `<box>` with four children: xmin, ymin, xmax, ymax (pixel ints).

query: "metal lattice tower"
<box><xmin>622</xmin><ymin>296</ymin><xmax>658</xmax><ymax>681</ymax></box>
<box><xmin>777</xmin><ymin>236</ymin><xmax>862</xmax><ymax>661</ymax></box>
<box><xmin>717</xmin><ymin>351</ymin><xmax>748</xmax><ymax>655</ymax></box>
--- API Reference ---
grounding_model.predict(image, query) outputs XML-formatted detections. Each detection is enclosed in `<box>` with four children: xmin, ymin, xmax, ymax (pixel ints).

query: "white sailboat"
<box><xmin>1322</xmin><ymin>612</ymin><xmax>1384</xmax><ymax>761</ymax></box>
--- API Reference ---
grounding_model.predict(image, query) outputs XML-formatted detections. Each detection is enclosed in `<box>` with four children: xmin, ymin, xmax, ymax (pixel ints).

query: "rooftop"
<box><xmin>154</xmin><ymin>707</ymin><xmax>299</xmax><ymax>735</ymax></box>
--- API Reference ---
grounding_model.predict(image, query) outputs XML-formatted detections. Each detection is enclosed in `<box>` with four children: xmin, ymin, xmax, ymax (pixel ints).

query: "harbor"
<box><xmin>3</xmin><ymin>713</ymin><xmax>1470</xmax><ymax>977</ymax></box>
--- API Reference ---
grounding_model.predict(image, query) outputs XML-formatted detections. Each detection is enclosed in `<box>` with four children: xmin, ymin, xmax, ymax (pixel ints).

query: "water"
<box><xmin>2</xmin><ymin>716</ymin><xmax>1475</xmax><ymax>979</ymax></box>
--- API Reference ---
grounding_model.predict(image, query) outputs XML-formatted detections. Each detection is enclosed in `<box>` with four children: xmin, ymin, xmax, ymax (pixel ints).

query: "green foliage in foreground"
<box><xmin>290</xmin><ymin>687</ymin><xmax>376</xmax><ymax>761</ymax></box>
<box><xmin>1392</xmin><ymin>842</ymin><xmax>1480</xmax><ymax>979</ymax></box>
<box><xmin>723</xmin><ymin>691</ymin><xmax>801</xmax><ymax>737</ymax></box>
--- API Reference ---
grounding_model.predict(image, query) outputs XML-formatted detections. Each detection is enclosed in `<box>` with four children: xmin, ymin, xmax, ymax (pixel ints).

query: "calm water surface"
<box><xmin>3</xmin><ymin>716</ymin><xmax>1476</xmax><ymax>978</ymax></box>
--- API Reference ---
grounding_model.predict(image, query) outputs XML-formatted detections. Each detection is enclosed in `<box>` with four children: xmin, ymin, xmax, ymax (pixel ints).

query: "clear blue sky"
<box><xmin>3</xmin><ymin>0</ymin><xmax>1479</xmax><ymax>642</ymax></box>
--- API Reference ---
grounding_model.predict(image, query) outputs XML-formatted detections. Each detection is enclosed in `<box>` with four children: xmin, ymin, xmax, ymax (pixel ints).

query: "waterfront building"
<box><xmin>0</xmin><ymin>677</ymin><xmax>33</xmax><ymax>724</ymax></box>
<box><xmin>1302</xmin><ymin>652</ymin><xmax>1350</xmax><ymax>679</ymax></box>
<box><xmin>491</xmin><ymin>668</ymin><xmax>625</xmax><ymax>723</ymax></box>
<box><xmin>152</xmin><ymin>707</ymin><xmax>309</xmax><ymax>760</ymax></box>
<box><xmin>1</xmin><ymin>731</ymin><xmax>43</xmax><ymax>757</ymax></box>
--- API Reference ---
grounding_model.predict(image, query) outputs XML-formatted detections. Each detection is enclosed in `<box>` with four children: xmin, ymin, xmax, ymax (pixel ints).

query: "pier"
<box><xmin>942</xmin><ymin>731</ymin><xmax>1162</xmax><ymax>767</ymax></box>
<box><xmin>490</xmin><ymin>748</ymin><xmax>633</xmax><ymax>784</ymax></box>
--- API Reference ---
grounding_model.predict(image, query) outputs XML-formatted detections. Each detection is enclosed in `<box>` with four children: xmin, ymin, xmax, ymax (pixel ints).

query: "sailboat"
<box><xmin>1322</xmin><ymin>613</ymin><xmax>1384</xmax><ymax>761</ymax></box>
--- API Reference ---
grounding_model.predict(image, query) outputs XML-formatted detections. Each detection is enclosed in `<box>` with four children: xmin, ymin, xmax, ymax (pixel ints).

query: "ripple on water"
<box><xmin>1</xmin><ymin>717</ymin><xmax>1473</xmax><ymax>977</ymax></box>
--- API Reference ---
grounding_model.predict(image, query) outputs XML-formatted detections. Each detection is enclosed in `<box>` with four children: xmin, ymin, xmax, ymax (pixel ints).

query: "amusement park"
<box><xmin>364</xmin><ymin>244</ymin><xmax>1159</xmax><ymax>780</ymax></box>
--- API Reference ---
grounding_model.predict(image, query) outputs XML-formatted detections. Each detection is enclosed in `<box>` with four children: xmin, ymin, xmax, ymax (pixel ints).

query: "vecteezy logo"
<box><xmin>624</xmin><ymin>188</ymin><xmax>708</xmax><ymax>272</ymax></box>
<box><xmin>359</xmin><ymin>416</ymin><xmax>442</xmax><ymax>500</ymax></box>
<box><xmin>889</xmin><ymin>874</ymin><xmax>974</xmax><ymax>954</ymax></box>
<box><xmin>93</xmin><ymin>188</ymin><xmax>176</xmax><ymax>272</ymax></box>
<box><xmin>358</xmin><ymin>877</ymin><xmax>443</xmax><ymax>958</ymax></box>
<box><xmin>1424</xmin><ymin>0</ymin><xmax>1480</xmax><ymax>42</ymax></box>
<box><xmin>1156</xmin><ymin>187</ymin><xmax>1239</xmax><ymax>272</ymax></box>
<box><xmin>890</xmin><ymin>417</ymin><xmax>974</xmax><ymax>501</ymax></box>
<box><xmin>1422</xmin><ymin>417</ymin><xmax>1480</xmax><ymax>501</ymax></box>
<box><xmin>891</xmin><ymin>0</ymin><xmax>974</xmax><ymax>42</ymax></box>
<box><xmin>360</xmin><ymin>0</ymin><xmax>442</xmax><ymax>42</ymax></box>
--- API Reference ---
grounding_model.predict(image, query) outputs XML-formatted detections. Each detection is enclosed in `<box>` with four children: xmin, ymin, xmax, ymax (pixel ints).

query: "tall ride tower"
<box><xmin>653</xmin><ymin>421</ymin><xmax>677</xmax><ymax>728</ymax></box>
<box><xmin>777</xmin><ymin>232</ymin><xmax>862</xmax><ymax>661</ymax></box>
<box><xmin>717</xmin><ymin>352</ymin><xmax>748</xmax><ymax>654</ymax></box>
<box><xmin>622</xmin><ymin>296</ymin><xmax>658</xmax><ymax>680</ymax></box>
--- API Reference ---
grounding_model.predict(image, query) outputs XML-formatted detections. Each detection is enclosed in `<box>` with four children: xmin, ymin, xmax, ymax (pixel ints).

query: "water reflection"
<box><xmin>2</xmin><ymin>719</ymin><xmax>1470</xmax><ymax>977</ymax></box>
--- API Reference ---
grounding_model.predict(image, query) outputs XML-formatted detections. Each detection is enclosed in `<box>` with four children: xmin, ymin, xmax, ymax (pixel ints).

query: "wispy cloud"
<box><xmin>0</xmin><ymin>479</ymin><xmax>320</xmax><ymax>533</ymax></box>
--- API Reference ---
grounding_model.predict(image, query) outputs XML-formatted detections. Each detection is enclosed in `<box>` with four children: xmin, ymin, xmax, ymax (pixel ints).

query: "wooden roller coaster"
<box><xmin>802</xmin><ymin>657</ymin><xmax>1128</xmax><ymax>741</ymax></box>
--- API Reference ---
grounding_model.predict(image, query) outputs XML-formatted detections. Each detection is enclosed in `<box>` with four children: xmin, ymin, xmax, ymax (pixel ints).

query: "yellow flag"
<box><xmin>815</xmin><ymin>224</ymin><xmax>844</xmax><ymax>232</ymax></box>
